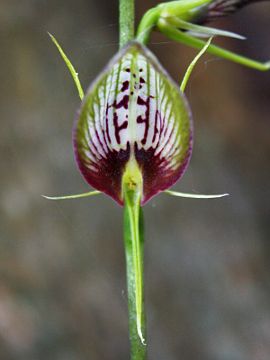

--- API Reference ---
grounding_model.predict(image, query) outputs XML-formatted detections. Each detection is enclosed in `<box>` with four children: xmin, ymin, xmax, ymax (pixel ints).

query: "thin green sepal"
<box><xmin>48</xmin><ymin>33</ymin><xmax>85</xmax><ymax>100</ymax></box>
<box><xmin>166</xmin><ymin>18</ymin><xmax>245</xmax><ymax>40</ymax></box>
<box><xmin>42</xmin><ymin>191</ymin><xmax>101</xmax><ymax>200</ymax></box>
<box><xmin>165</xmin><ymin>190</ymin><xmax>229</xmax><ymax>199</ymax></box>
<box><xmin>180</xmin><ymin>36</ymin><xmax>213</xmax><ymax>92</ymax></box>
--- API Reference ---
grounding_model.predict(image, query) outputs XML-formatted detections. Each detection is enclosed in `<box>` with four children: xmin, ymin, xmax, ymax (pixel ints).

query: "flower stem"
<box><xmin>119</xmin><ymin>1</ymin><xmax>146</xmax><ymax>357</ymax></box>
<box><xmin>123</xmin><ymin>182</ymin><xmax>146</xmax><ymax>359</ymax></box>
<box><xmin>119</xmin><ymin>0</ymin><xmax>135</xmax><ymax>48</ymax></box>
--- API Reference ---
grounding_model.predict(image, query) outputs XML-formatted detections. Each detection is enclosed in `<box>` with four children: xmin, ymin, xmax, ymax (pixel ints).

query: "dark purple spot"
<box><xmin>139</xmin><ymin>77</ymin><xmax>145</xmax><ymax>84</ymax></box>
<box><xmin>139</xmin><ymin>68</ymin><xmax>143</xmax><ymax>72</ymax></box>
<box><xmin>125</xmin><ymin>68</ymin><xmax>130</xmax><ymax>72</ymax></box>
<box><xmin>121</xmin><ymin>80</ymin><xmax>129</xmax><ymax>92</ymax></box>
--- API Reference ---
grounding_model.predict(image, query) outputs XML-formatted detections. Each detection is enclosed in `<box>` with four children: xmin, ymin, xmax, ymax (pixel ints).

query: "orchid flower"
<box><xmin>45</xmin><ymin>35</ymin><xmax>228</xmax><ymax>204</ymax></box>
<box><xmin>45</xmin><ymin>0</ymin><xmax>269</xmax><ymax>357</ymax></box>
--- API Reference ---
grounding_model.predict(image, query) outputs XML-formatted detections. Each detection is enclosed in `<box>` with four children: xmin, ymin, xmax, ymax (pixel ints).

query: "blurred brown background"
<box><xmin>0</xmin><ymin>1</ymin><xmax>270</xmax><ymax>359</ymax></box>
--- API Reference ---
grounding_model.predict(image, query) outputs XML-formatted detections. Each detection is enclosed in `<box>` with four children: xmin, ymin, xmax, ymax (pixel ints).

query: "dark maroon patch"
<box><xmin>134</xmin><ymin>142</ymin><xmax>192</xmax><ymax>205</ymax></box>
<box><xmin>74</xmin><ymin>139</ymin><xmax>131</xmax><ymax>206</ymax></box>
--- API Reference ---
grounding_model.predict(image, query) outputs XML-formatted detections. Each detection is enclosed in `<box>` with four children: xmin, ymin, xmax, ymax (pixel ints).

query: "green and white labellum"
<box><xmin>74</xmin><ymin>41</ymin><xmax>192</xmax><ymax>205</ymax></box>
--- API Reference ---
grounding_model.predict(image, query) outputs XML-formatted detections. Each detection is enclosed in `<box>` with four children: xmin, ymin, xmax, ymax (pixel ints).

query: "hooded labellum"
<box><xmin>74</xmin><ymin>42</ymin><xmax>192</xmax><ymax>205</ymax></box>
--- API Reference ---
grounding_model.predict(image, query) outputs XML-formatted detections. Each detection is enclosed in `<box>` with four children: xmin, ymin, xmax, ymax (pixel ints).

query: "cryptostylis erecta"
<box><xmin>45</xmin><ymin>0</ymin><xmax>269</xmax><ymax>357</ymax></box>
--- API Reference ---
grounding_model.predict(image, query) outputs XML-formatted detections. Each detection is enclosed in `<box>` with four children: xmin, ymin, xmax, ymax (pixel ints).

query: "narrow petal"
<box><xmin>42</xmin><ymin>191</ymin><xmax>101</xmax><ymax>200</ymax></box>
<box><xmin>73</xmin><ymin>42</ymin><xmax>192</xmax><ymax>205</ymax></box>
<box><xmin>49</xmin><ymin>33</ymin><xmax>84</xmax><ymax>100</ymax></box>
<box><xmin>165</xmin><ymin>190</ymin><xmax>229</xmax><ymax>198</ymax></box>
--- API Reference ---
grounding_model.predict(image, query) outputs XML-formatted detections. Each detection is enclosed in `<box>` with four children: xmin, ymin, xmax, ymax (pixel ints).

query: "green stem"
<box><xmin>119</xmin><ymin>1</ymin><xmax>146</xmax><ymax>357</ymax></box>
<box><xmin>119</xmin><ymin>0</ymin><xmax>135</xmax><ymax>48</ymax></box>
<box><xmin>123</xmin><ymin>183</ymin><xmax>146</xmax><ymax>360</ymax></box>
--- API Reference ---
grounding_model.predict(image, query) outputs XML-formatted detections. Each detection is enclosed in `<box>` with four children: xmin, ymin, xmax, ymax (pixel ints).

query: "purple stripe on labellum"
<box><xmin>73</xmin><ymin>41</ymin><xmax>192</xmax><ymax>205</ymax></box>
<box><xmin>136</xmin><ymin>95</ymin><xmax>154</xmax><ymax>145</ymax></box>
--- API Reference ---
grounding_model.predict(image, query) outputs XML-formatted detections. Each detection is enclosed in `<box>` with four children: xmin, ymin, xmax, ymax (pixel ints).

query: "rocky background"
<box><xmin>0</xmin><ymin>0</ymin><xmax>270</xmax><ymax>359</ymax></box>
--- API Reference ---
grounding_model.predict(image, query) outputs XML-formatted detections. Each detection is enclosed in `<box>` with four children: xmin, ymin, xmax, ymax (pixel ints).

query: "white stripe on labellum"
<box><xmin>73</xmin><ymin>41</ymin><xmax>192</xmax><ymax>205</ymax></box>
